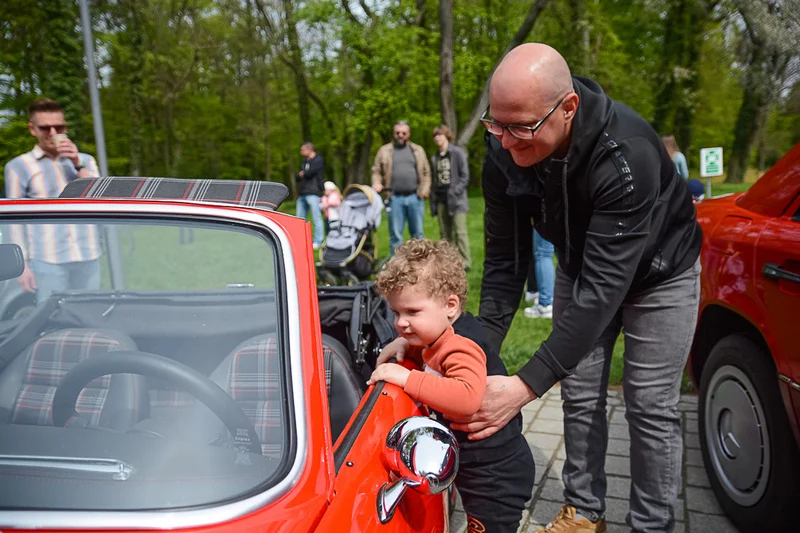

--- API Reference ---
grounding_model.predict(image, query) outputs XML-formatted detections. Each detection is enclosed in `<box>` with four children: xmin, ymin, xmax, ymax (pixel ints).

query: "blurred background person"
<box><xmin>320</xmin><ymin>180</ymin><xmax>342</xmax><ymax>233</ymax></box>
<box><xmin>430</xmin><ymin>125</ymin><xmax>471</xmax><ymax>271</ymax></box>
<box><xmin>295</xmin><ymin>142</ymin><xmax>325</xmax><ymax>249</ymax></box>
<box><xmin>662</xmin><ymin>135</ymin><xmax>689</xmax><ymax>180</ymax></box>
<box><xmin>4</xmin><ymin>98</ymin><xmax>101</xmax><ymax>302</ymax></box>
<box><xmin>371</xmin><ymin>121</ymin><xmax>431</xmax><ymax>255</ymax></box>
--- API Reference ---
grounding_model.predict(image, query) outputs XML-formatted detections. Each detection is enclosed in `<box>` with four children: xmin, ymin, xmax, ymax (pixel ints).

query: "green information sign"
<box><xmin>700</xmin><ymin>147</ymin><xmax>723</xmax><ymax>178</ymax></box>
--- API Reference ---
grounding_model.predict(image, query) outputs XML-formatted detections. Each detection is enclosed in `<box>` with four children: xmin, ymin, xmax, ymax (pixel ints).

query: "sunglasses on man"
<box><xmin>32</xmin><ymin>123</ymin><xmax>68</xmax><ymax>134</ymax></box>
<box><xmin>481</xmin><ymin>93</ymin><xmax>570</xmax><ymax>140</ymax></box>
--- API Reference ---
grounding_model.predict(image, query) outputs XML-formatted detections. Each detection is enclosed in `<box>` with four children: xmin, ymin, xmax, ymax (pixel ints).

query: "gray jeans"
<box><xmin>555</xmin><ymin>258</ymin><xmax>701</xmax><ymax>533</ymax></box>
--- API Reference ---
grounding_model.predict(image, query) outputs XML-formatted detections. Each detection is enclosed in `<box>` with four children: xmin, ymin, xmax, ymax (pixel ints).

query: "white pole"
<box><xmin>78</xmin><ymin>0</ymin><xmax>109</xmax><ymax>176</ymax></box>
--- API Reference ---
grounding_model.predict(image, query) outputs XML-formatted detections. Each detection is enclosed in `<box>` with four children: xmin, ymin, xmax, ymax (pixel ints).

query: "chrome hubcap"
<box><xmin>704</xmin><ymin>365</ymin><xmax>769</xmax><ymax>506</ymax></box>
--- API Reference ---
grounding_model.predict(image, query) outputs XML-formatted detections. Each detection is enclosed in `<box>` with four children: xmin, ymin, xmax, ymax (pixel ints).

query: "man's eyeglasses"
<box><xmin>393</xmin><ymin>131</ymin><xmax>409</xmax><ymax>136</ymax></box>
<box><xmin>33</xmin><ymin>123</ymin><xmax>67</xmax><ymax>134</ymax></box>
<box><xmin>481</xmin><ymin>93</ymin><xmax>570</xmax><ymax>140</ymax></box>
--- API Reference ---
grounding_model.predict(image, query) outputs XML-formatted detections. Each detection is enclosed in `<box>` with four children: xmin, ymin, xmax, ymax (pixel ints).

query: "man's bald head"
<box><xmin>491</xmin><ymin>43</ymin><xmax>573</xmax><ymax>107</ymax></box>
<box><xmin>485</xmin><ymin>43</ymin><xmax>579</xmax><ymax>167</ymax></box>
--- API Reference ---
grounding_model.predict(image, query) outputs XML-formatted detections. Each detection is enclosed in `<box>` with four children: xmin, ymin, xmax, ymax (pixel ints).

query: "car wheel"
<box><xmin>698</xmin><ymin>334</ymin><xmax>800</xmax><ymax>530</ymax></box>
<box><xmin>340</xmin><ymin>270</ymin><xmax>359</xmax><ymax>286</ymax></box>
<box><xmin>317</xmin><ymin>268</ymin><xmax>337</xmax><ymax>287</ymax></box>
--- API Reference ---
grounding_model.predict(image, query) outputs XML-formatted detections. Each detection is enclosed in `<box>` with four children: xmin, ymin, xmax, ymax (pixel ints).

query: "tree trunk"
<box><xmin>672</xmin><ymin>2</ymin><xmax>708</xmax><ymax>170</ymax></box>
<box><xmin>281</xmin><ymin>0</ymin><xmax>312</xmax><ymax>141</ymax></box>
<box><xmin>727</xmin><ymin>43</ymin><xmax>768</xmax><ymax>184</ymax></box>
<box><xmin>439</xmin><ymin>0</ymin><xmax>457</xmax><ymax>132</ymax></box>
<box><xmin>262</xmin><ymin>77</ymin><xmax>272</xmax><ymax>182</ymax></box>
<box><xmin>349</xmin><ymin>129</ymin><xmax>374</xmax><ymax>185</ymax></box>
<box><xmin>563</xmin><ymin>0</ymin><xmax>590</xmax><ymax>74</ymax></box>
<box><xmin>456</xmin><ymin>0</ymin><xmax>551</xmax><ymax>147</ymax></box>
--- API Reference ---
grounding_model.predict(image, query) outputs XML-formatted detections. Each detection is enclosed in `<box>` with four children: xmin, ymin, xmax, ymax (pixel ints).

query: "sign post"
<box><xmin>700</xmin><ymin>147</ymin><xmax>723</xmax><ymax>198</ymax></box>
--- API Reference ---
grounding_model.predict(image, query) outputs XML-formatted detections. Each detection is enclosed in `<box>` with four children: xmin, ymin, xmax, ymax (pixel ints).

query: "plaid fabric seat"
<box><xmin>226</xmin><ymin>334</ymin><xmax>285</xmax><ymax>459</ymax></box>
<box><xmin>10</xmin><ymin>329</ymin><xmax>139</xmax><ymax>427</ymax></box>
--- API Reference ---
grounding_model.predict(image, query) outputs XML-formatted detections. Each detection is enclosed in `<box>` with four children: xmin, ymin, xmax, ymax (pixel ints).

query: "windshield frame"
<box><xmin>0</xmin><ymin>200</ymin><xmax>309</xmax><ymax>530</ymax></box>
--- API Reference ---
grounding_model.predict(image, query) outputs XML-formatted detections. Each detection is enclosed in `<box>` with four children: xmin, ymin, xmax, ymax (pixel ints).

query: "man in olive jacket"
<box><xmin>371</xmin><ymin>121</ymin><xmax>431</xmax><ymax>255</ymax></box>
<box><xmin>430</xmin><ymin>124</ymin><xmax>471</xmax><ymax>270</ymax></box>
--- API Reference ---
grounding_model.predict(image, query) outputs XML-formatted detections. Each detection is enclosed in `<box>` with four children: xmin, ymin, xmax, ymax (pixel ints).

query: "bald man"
<box><xmin>451</xmin><ymin>44</ymin><xmax>702</xmax><ymax>533</ymax></box>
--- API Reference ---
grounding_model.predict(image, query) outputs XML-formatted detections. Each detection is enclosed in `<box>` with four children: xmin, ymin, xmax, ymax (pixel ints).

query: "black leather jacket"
<box><xmin>478</xmin><ymin>76</ymin><xmax>702</xmax><ymax>397</ymax></box>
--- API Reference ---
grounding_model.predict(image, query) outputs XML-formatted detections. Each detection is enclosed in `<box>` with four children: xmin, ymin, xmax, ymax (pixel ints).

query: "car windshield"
<box><xmin>0</xmin><ymin>215</ymin><xmax>294</xmax><ymax>512</ymax></box>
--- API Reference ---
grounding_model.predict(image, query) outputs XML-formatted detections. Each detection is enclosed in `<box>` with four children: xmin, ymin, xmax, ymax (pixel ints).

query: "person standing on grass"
<box><xmin>371</xmin><ymin>121</ymin><xmax>431</xmax><ymax>255</ymax></box>
<box><xmin>450</xmin><ymin>43</ymin><xmax>702</xmax><ymax>533</ymax></box>
<box><xmin>662</xmin><ymin>135</ymin><xmax>689</xmax><ymax>180</ymax></box>
<box><xmin>4</xmin><ymin>98</ymin><xmax>101</xmax><ymax>303</ymax></box>
<box><xmin>295</xmin><ymin>142</ymin><xmax>325</xmax><ymax>250</ymax></box>
<box><xmin>523</xmin><ymin>229</ymin><xmax>555</xmax><ymax>318</ymax></box>
<box><xmin>430</xmin><ymin>125</ymin><xmax>472</xmax><ymax>271</ymax></box>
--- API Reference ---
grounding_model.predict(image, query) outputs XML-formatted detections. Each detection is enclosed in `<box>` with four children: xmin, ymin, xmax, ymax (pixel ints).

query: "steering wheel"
<box><xmin>52</xmin><ymin>350</ymin><xmax>262</xmax><ymax>455</ymax></box>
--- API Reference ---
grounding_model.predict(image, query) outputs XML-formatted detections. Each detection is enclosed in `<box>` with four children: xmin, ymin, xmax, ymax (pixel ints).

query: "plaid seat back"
<box><xmin>11</xmin><ymin>329</ymin><xmax>132</xmax><ymax>427</ymax></box>
<box><xmin>227</xmin><ymin>335</ymin><xmax>285</xmax><ymax>459</ymax></box>
<box><xmin>148</xmin><ymin>377</ymin><xmax>196</xmax><ymax>420</ymax></box>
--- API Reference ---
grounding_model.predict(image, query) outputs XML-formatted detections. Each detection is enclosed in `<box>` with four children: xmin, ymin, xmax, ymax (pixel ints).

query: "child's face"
<box><xmin>386</xmin><ymin>285</ymin><xmax>460</xmax><ymax>347</ymax></box>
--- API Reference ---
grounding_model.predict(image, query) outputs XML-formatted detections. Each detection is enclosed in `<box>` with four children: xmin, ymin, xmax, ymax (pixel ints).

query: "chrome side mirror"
<box><xmin>377</xmin><ymin>416</ymin><xmax>459</xmax><ymax>524</ymax></box>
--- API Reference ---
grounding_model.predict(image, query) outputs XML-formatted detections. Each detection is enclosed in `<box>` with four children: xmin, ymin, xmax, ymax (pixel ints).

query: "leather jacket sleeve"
<box><xmin>477</xmin><ymin>154</ymin><xmax>532</xmax><ymax>354</ymax></box>
<box><xmin>516</xmin><ymin>139</ymin><xmax>661</xmax><ymax>397</ymax></box>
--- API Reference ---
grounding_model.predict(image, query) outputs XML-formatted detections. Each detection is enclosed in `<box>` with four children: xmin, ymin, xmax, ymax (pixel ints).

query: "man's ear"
<box><xmin>563</xmin><ymin>93</ymin><xmax>580</xmax><ymax>122</ymax></box>
<box><xmin>27</xmin><ymin>121</ymin><xmax>36</xmax><ymax>137</ymax></box>
<box><xmin>446</xmin><ymin>295</ymin><xmax>461</xmax><ymax>319</ymax></box>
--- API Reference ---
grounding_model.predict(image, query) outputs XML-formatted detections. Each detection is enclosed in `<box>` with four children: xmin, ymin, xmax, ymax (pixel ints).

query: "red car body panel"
<box><xmin>690</xmin><ymin>142</ymin><xmax>800</xmax><ymax>443</ymax></box>
<box><xmin>0</xmin><ymin>197</ymin><xmax>447</xmax><ymax>532</ymax></box>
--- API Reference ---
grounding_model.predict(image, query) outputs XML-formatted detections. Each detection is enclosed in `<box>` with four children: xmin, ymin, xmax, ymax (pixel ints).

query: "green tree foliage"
<box><xmin>1</xmin><ymin>0</ymin><xmax>797</xmax><ymax>194</ymax></box>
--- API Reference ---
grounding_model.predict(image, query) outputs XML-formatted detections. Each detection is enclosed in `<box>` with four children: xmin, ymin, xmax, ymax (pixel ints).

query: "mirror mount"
<box><xmin>377</xmin><ymin>416</ymin><xmax>458</xmax><ymax>524</ymax></box>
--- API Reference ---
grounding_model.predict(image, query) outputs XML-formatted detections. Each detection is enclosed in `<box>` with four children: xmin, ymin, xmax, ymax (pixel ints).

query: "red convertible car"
<box><xmin>0</xmin><ymin>178</ymin><xmax>457</xmax><ymax>532</ymax></box>
<box><xmin>689</xmin><ymin>142</ymin><xmax>800</xmax><ymax>531</ymax></box>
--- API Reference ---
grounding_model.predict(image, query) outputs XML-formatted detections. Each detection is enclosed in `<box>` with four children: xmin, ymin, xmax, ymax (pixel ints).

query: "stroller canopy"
<box><xmin>339</xmin><ymin>185</ymin><xmax>383</xmax><ymax>230</ymax></box>
<box><xmin>324</xmin><ymin>184</ymin><xmax>383</xmax><ymax>253</ymax></box>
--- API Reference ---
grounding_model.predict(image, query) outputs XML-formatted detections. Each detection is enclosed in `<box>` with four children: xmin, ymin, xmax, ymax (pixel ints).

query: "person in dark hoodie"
<box><xmin>449</xmin><ymin>43</ymin><xmax>702</xmax><ymax>533</ymax></box>
<box><xmin>295</xmin><ymin>142</ymin><xmax>326</xmax><ymax>249</ymax></box>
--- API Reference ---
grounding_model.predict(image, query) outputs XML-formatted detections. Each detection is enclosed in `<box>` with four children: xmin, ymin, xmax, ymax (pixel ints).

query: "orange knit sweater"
<box><xmin>403</xmin><ymin>325</ymin><xmax>487</xmax><ymax>418</ymax></box>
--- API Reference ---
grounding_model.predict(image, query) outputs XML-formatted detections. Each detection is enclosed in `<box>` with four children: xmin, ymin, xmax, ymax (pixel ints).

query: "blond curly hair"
<box><xmin>375</xmin><ymin>239</ymin><xmax>467</xmax><ymax>310</ymax></box>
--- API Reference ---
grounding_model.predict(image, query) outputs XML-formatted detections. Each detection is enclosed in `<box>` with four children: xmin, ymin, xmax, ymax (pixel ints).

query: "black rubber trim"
<box><xmin>333</xmin><ymin>381</ymin><xmax>384</xmax><ymax>473</ymax></box>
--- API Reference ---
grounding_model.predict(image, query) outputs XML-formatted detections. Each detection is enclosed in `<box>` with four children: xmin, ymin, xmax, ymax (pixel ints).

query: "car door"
<box><xmin>316</xmin><ymin>381</ymin><xmax>450</xmax><ymax>533</ymax></box>
<box><xmin>755</xmin><ymin>194</ymin><xmax>800</xmax><ymax>411</ymax></box>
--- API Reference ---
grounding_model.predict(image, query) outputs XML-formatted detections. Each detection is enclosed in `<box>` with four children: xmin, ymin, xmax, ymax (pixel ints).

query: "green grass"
<box><xmin>285</xmin><ymin>178</ymin><xmax>754</xmax><ymax>391</ymax></box>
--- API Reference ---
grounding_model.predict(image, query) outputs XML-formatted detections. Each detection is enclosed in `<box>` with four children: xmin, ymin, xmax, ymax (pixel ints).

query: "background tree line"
<box><xmin>1</xmin><ymin>0</ymin><xmax>798</xmax><ymax>196</ymax></box>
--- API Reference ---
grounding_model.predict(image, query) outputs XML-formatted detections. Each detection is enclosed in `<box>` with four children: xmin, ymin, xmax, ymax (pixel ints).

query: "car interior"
<box><xmin>0</xmin><ymin>216</ymin><xmax>374</xmax><ymax>512</ymax></box>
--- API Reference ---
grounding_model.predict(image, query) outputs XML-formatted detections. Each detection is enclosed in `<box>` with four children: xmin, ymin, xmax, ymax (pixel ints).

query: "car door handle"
<box><xmin>763</xmin><ymin>263</ymin><xmax>800</xmax><ymax>284</ymax></box>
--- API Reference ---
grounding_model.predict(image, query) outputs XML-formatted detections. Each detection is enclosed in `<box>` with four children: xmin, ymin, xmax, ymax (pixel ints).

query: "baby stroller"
<box><xmin>317</xmin><ymin>184</ymin><xmax>384</xmax><ymax>285</ymax></box>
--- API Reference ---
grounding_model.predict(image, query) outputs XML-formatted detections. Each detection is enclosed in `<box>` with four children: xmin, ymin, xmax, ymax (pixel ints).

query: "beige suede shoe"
<box><xmin>534</xmin><ymin>505</ymin><xmax>607</xmax><ymax>533</ymax></box>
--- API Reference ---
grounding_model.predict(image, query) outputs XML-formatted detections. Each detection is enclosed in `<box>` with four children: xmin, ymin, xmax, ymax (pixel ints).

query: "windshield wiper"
<box><xmin>0</xmin><ymin>455</ymin><xmax>134</xmax><ymax>481</ymax></box>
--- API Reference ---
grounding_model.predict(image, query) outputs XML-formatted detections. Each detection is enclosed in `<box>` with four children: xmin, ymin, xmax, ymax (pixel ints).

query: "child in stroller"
<box><xmin>316</xmin><ymin>184</ymin><xmax>386</xmax><ymax>285</ymax></box>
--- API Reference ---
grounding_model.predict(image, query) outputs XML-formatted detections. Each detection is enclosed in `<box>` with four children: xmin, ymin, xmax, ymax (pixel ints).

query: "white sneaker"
<box><xmin>524</xmin><ymin>304</ymin><xmax>553</xmax><ymax>318</ymax></box>
<box><xmin>525</xmin><ymin>291</ymin><xmax>539</xmax><ymax>304</ymax></box>
<box><xmin>312</xmin><ymin>243</ymin><xmax>320</xmax><ymax>250</ymax></box>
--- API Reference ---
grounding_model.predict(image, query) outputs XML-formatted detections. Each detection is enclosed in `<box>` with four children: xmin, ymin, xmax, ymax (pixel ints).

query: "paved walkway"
<box><xmin>450</xmin><ymin>386</ymin><xmax>741</xmax><ymax>533</ymax></box>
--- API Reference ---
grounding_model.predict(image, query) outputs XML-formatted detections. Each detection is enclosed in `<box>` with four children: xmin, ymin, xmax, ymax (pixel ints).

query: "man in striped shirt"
<box><xmin>4</xmin><ymin>98</ymin><xmax>102</xmax><ymax>303</ymax></box>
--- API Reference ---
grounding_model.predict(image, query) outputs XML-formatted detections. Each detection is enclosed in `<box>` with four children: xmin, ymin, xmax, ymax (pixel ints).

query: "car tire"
<box><xmin>698</xmin><ymin>334</ymin><xmax>800</xmax><ymax>531</ymax></box>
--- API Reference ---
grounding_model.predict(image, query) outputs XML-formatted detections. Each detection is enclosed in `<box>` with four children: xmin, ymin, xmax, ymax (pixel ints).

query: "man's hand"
<box><xmin>447</xmin><ymin>375</ymin><xmax>538</xmax><ymax>440</ymax></box>
<box><xmin>376</xmin><ymin>337</ymin><xmax>410</xmax><ymax>366</ymax></box>
<box><xmin>17</xmin><ymin>263</ymin><xmax>37</xmax><ymax>293</ymax></box>
<box><xmin>373</xmin><ymin>183</ymin><xmax>383</xmax><ymax>193</ymax></box>
<box><xmin>298</xmin><ymin>170</ymin><xmax>305</xmax><ymax>178</ymax></box>
<box><xmin>367</xmin><ymin>362</ymin><xmax>411</xmax><ymax>388</ymax></box>
<box><xmin>56</xmin><ymin>138</ymin><xmax>81</xmax><ymax>167</ymax></box>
